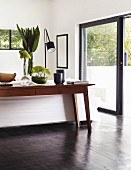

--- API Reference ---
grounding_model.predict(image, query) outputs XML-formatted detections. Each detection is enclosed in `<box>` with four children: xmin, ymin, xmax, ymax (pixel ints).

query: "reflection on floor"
<box><xmin>0</xmin><ymin>113</ymin><xmax>131</xmax><ymax>170</ymax></box>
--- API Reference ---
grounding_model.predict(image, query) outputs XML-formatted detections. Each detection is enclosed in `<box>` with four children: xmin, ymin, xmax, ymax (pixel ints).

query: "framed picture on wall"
<box><xmin>56</xmin><ymin>34</ymin><xmax>68</xmax><ymax>69</ymax></box>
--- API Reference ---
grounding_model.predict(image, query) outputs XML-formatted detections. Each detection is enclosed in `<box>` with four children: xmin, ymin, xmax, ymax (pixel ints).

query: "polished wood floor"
<box><xmin>0</xmin><ymin>113</ymin><xmax>131</xmax><ymax>170</ymax></box>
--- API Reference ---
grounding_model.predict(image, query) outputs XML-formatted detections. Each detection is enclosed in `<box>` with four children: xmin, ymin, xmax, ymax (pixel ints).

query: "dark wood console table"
<box><xmin>0</xmin><ymin>83</ymin><xmax>94</xmax><ymax>132</ymax></box>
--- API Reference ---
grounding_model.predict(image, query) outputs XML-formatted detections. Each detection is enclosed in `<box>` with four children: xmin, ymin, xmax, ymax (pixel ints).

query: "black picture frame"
<box><xmin>56</xmin><ymin>34</ymin><xmax>68</xmax><ymax>69</ymax></box>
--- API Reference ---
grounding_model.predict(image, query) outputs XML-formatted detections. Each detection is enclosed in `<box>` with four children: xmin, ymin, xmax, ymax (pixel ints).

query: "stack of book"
<box><xmin>66</xmin><ymin>80</ymin><xmax>89</xmax><ymax>84</ymax></box>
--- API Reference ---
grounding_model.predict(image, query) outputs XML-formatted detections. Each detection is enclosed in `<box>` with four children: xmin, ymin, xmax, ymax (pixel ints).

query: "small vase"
<box><xmin>32</xmin><ymin>76</ymin><xmax>47</xmax><ymax>84</ymax></box>
<box><xmin>54</xmin><ymin>73</ymin><xmax>63</xmax><ymax>85</ymax></box>
<box><xmin>56</xmin><ymin>69</ymin><xmax>65</xmax><ymax>84</ymax></box>
<box><xmin>20</xmin><ymin>59</ymin><xmax>30</xmax><ymax>86</ymax></box>
<box><xmin>20</xmin><ymin>75</ymin><xmax>30</xmax><ymax>86</ymax></box>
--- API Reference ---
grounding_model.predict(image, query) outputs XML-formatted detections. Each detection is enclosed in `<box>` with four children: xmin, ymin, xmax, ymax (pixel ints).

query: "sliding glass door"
<box><xmin>80</xmin><ymin>17</ymin><xmax>123</xmax><ymax>115</ymax></box>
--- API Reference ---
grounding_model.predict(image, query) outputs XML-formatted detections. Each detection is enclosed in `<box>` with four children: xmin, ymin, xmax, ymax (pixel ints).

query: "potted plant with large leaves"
<box><xmin>17</xmin><ymin>24</ymin><xmax>40</xmax><ymax>76</ymax></box>
<box><xmin>32</xmin><ymin>66</ymin><xmax>51</xmax><ymax>84</ymax></box>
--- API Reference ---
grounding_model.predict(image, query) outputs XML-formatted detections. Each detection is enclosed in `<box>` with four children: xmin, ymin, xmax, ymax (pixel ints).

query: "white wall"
<box><xmin>0</xmin><ymin>0</ymin><xmax>52</xmax><ymax>78</ymax></box>
<box><xmin>50</xmin><ymin>0</ymin><xmax>131</xmax><ymax>79</ymax></box>
<box><xmin>0</xmin><ymin>0</ymin><xmax>131</xmax><ymax>127</ymax></box>
<box><xmin>1</xmin><ymin>0</ymin><xmax>131</xmax><ymax>78</ymax></box>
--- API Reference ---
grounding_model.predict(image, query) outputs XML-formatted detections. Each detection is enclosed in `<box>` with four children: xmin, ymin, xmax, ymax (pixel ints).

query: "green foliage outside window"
<box><xmin>0</xmin><ymin>29</ymin><xmax>22</xmax><ymax>49</ymax></box>
<box><xmin>86</xmin><ymin>23</ymin><xmax>117</xmax><ymax>66</ymax></box>
<box><xmin>0</xmin><ymin>30</ymin><xmax>9</xmax><ymax>49</ymax></box>
<box><xmin>86</xmin><ymin>18</ymin><xmax>131</xmax><ymax>66</ymax></box>
<box><xmin>125</xmin><ymin>18</ymin><xmax>131</xmax><ymax>65</ymax></box>
<box><xmin>11</xmin><ymin>30</ymin><xmax>22</xmax><ymax>49</ymax></box>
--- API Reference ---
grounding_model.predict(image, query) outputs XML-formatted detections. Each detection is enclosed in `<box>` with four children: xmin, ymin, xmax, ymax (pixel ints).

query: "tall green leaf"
<box><xmin>16</xmin><ymin>24</ymin><xmax>27</xmax><ymax>49</ymax></box>
<box><xmin>32</xmin><ymin>26</ymin><xmax>40</xmax><ymax>52</ymax></box>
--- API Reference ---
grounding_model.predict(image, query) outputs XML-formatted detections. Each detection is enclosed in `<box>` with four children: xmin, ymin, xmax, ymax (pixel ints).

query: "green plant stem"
<box><xmin>23</xmin><ymin>58</ymin><xmax>26</xmax><ymax>76</ymax></box>
<box><xmin>28</xmin><ymin>52</ymin><xmax>33</xmax><ymax>76</ymax></box>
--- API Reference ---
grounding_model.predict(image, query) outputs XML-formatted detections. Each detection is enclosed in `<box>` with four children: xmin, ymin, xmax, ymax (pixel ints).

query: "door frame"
<box><xmin>79</xmin><ymin>15</ymin><xmax>124</xmax><ymax>115</ymax></box>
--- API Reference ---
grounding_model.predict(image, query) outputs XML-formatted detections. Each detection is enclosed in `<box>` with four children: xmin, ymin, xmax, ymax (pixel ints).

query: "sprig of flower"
<box><xmin>19</xmin><ymin>49</ymin><xmax>31</xmax><ymax>59</ymax></box>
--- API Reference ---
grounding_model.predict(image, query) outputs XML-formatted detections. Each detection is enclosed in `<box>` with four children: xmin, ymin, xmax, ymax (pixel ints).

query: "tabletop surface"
<box><xmin>0</xmin><ymin>83</ymin><xmax>95</xmax><ymax>90</ymax></box>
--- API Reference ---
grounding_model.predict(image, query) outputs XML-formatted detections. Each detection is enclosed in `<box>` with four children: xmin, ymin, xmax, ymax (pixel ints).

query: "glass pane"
<box><xmin>82</xmin><ymin>22</ymin><xmax>117</xmax><ymax>111</ymax></box>
<box><xmin>124</xmin><ymin>18</ymin><xmax>131</xmax><ymax>116</ymax></box>
<box><xmin>0</xmin><ymin>29</ymin><xmax>9</xmax><ymax>49</ymax></box>
<box><xmin>11</xmin><ymin>30</ymin><xmax>23</xmax><ymax>49</ymax></box>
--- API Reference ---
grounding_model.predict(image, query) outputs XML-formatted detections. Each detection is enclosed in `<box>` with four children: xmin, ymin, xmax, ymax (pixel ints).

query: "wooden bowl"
<box><xmin>0</xmin><ymin>73</ymin><xmax>16</xmax><ymax>83</ymax></box>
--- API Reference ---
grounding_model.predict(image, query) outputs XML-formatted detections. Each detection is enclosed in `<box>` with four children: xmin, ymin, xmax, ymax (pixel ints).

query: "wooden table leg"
<box><xmin>72</xmin><ymin>94</ymin><xmax>80</xmax><ymax>128</ymax></box>
<box><xmin>83</xmin><ymin>88</ymin><xmax>91</xmax><ymax>132</ymax></box>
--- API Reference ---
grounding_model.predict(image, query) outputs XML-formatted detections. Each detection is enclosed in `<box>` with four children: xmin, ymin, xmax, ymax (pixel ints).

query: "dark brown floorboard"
<box><xmin>0</xmin><ymin>113</ymin><xmax>131</xmax><ymax>170</ymax></box>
